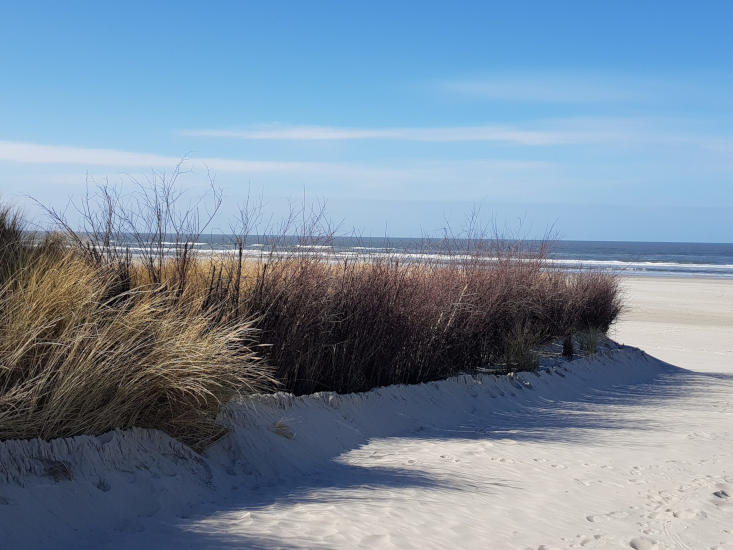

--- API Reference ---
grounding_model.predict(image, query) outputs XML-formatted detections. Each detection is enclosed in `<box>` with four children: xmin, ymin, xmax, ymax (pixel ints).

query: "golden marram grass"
<box><xmin>0</xmin><ymin>245</ymin><xmax>272</xmax><ymax>451</ymax></box>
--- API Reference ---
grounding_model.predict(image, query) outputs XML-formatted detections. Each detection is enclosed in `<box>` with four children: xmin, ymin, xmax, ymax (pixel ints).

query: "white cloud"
<box><xmin>0</xmin><ymin>140</ymin><xmax>323</xmax><ymax>172</ymax></box>
<box><xmin>180</xmin><ymin>118</ymin><xmax>733</xmax><ymax>155</ymax></box>
<box><xmin>0</xmin><ymin>140</ymin><xmax>551</xmax><ymax>185</ymax></box>
<box><xmin>439</xmin><ymin>75</ymin><xmax>640</xmax><ymax>103</ymax></box>
<box><xmin>182</xmin><ymin>124</ymin><xmax>617</xmax><ymax>145</ymax></box>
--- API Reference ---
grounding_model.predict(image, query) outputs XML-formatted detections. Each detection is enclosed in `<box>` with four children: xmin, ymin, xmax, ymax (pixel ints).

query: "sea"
<box><xmin>111</xmin><ymin>235</ymin><xmax>733</xmax><ymax>279</ymax></box>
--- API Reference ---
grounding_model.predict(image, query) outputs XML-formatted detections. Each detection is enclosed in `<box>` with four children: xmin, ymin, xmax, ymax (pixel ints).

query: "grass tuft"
<box><xmin>0</xmin><ymin>233</ymin><xmax>272</xmax><ymax>451</ymax></box>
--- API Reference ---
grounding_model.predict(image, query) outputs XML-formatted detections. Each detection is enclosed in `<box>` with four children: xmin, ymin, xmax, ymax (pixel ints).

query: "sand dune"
<box><xmin>1</xmin><ymin>277</ymin><xmax>732</xmax><ymax>549</ymax></box>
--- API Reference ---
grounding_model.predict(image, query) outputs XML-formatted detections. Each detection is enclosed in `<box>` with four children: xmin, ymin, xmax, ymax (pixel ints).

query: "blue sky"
<box><xmin>1</xmin><ymin>1</ymin><xmax>732</xmax><ymax>241</ymax></box>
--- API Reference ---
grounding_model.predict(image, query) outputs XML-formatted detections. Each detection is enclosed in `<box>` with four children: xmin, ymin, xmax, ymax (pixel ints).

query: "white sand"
<box><xmin>1</xmin><ymin>277</ymin><xmax>732</xmax><ymax>549</ymax></box>
<box><xmin>612</xmin><ymin>276</ymin><xmax>733</xmax><ymax>373</ymax></box>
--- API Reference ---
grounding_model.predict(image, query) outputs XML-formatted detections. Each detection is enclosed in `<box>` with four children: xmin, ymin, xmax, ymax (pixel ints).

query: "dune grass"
<box><xmin>0</xmin><ymin>184</ymin><xmax>622</xmax><ymax>449</ymax></box>
<box><xmin>0</xmin><ymin>208</ymin><xmax>271</xmax><ymax>451</ymax></box>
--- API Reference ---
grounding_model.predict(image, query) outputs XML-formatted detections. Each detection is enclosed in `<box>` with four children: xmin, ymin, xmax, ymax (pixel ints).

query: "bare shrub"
<box><xmin>234</xmin><ymin>238</ymin><xmax>616</xmax><ymax>393</ymax></box>
<box><xmin>42</xmin><ymin>178</ymin><xmax>622</xmax><ymax>395</ymax></box>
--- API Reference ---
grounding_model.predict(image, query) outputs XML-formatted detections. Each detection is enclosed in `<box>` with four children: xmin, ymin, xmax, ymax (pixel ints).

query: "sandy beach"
<box><xmin>613</xmin><ymin>276</ymin><xmax>733</xmax><ymax>373</ymax></box>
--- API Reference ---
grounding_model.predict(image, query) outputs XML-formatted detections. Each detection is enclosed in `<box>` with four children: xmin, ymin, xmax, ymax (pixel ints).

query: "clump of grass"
<box><xmin>501</xmin><ymin>321</ymin><xmax>540</xmax><ymax>371</ymax></box>
<box><xmin>577</xmin><ymin>329</ymin><xmax>605</xmax><ymax>355</ymax></box>
<box><xmin>0</xmin><ymin>206</ymin><xmax>67</xmax><ymax>286</ymax></box>
<box><xmin>0</xmin><ymin>206</ymin><xmax>27</xmax><ymax>285</ymax></box>
<box><xmin>0</xmin><ymin>220</ymin><xmax>272</xmax><ymax>451</ymax></box>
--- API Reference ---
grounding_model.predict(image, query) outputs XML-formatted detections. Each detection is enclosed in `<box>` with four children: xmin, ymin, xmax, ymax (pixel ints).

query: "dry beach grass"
<box><xmin>0</xmin><ymin>208</ymin><xmax>270</xmax><ymax>451</ymax></box>
<box><xmin>0</xmin><ymin>184</ymin><xmax>622</xmax><ymax>450</ymax></box>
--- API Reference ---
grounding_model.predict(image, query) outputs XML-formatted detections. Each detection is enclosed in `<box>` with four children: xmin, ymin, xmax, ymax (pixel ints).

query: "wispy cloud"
<box><xmin>0</xmin><ymin>140</ymin><xmax>550</xmax><ymax>185</ymax></box>
<box><xmin>180</xmin><ymin>118</ymin><xmax>733</xmax><ymax>154</ymax></box>
<box><xmin>3</xmin><ymin>138</ymin><xmax>731</xmax><ymax>209</ymax></box>
<box><xmin>0</xmin><ymin>140</ymin><xmax>334</xmax><ymax>173</ymax></box>
<box><xmin>181</xmin><ymin>123</ymin><xmax>631</xmax><ymax>145</ymax></box>
<box><xmin>182</xmin><ymin>125</ymin><xmax>569</xmax><ymax>144</ymax></box>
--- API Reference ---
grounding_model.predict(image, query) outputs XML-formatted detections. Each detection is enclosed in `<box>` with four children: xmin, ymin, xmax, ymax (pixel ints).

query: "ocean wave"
<box><xmin>92</xmin><ymin>242</ymin><xmax>733</xmax><ymax>278</ymax></box>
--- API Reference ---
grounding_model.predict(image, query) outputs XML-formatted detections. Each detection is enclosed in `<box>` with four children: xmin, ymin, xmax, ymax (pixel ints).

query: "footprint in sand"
<box><xmin>489</xmin><ymin>456</ymin><xmax>516</xmax><ymax>464</ymax></box>
<box><xmin>586</xmin><ymin>510</ymin><xmax>629</xmax><ymax>523</ymax></box>
<box><xmin>646</xmin><ymin>509</ymin><xmax>674</xmax><ymax>520</ymax></box>
<box><xmin>95</xmin><ymin>478</ymin><xmax>111</xmax><ymax>492</ymax></box>
<box><xmin>576</xmin><ymin>534</ymin><xmax>606</xmax><ymax>547</ymax></box>
<box><xmin>687</xmin><ymin>431</ymin><xmax>714</xmax><ymax>440</ymax></box>
<box><xmin>672</xmin><ymin>509</ymin><xmax>707</xmax><ymax>519</ymax></box>
<box><xmin>629</xmin><ymin>536</ymin><xmax>658</xmax><ymax>550</ymax></box>
<box><xmin>574</xmin><ymin>478</ymin><xmax>598</xmax><ymax>487</ymax></box>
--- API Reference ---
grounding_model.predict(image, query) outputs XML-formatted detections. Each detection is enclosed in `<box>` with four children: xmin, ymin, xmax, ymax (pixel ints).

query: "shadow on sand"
<box><xmin>126</xmin><ymin>356</ymin><xmax>733</xmax><ymax>549</ymax></box>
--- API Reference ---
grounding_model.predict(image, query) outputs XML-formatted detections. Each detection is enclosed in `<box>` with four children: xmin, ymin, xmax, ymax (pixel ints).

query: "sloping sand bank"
<box><xmin>1</xmin><ymin>277</ymin><xmax>732</xmax><ymax>549</ymax></box>
<box><xmin>2</xmin><ymin>345</ymin><xmax>731</xmax><ymax>550</ymax></box>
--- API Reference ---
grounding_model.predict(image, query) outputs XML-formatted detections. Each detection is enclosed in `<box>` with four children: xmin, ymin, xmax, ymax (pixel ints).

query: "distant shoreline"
<box><xmin>617</xmin><ymin>272</ymin><xmax>733</xmax><ymax>280</ymax></box>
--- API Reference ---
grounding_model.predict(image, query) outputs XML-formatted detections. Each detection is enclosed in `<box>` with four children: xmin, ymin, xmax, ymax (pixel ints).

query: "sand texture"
<box><xmin>613</xmin><ymin>277</ymin><xmax>733</xmax><ymax>373</ymax></box>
